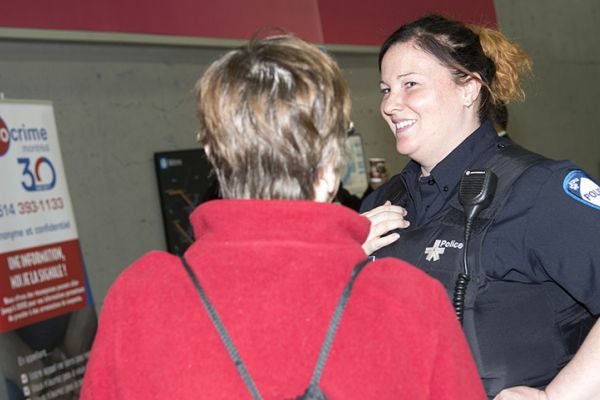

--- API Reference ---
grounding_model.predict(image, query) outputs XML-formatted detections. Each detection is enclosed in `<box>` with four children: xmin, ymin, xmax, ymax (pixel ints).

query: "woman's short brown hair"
<box><xmin>195</xmin><ymin>35</ymin><xmax>351</xmax><ymax>200</ymax></box>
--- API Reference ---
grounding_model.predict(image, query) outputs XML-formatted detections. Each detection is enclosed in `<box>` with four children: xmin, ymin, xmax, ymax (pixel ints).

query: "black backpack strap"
<box><xmin>308</xmin><ymin>259</ymin><xmax>370</xmax><ymax>387</ymax></box>
<box><xmin>180</xmin><ymin>256</ymin><xmax>263</xmax><ymax>400</ymax></box>
<box><xmin>179</xmin><ymin>256</ymin><xmax>371</xmax><ymax>399</ymax></box>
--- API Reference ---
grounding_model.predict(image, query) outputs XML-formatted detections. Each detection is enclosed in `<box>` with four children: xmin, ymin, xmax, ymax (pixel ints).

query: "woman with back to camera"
<box><xmin>80</xmin><ymin>35</ymin><xmax>485</xmax><ymax>399</ymax></box>
<box><xmin>360</xmin><ymin>14</ymin><xmax>600</xmax><ymax>400</ymax></box>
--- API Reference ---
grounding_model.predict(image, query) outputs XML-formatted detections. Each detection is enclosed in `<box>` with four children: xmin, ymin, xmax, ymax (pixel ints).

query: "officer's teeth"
<box><xmin>395</xmin><ymin>120</ymin><xmax>416</xmax><ymax>129</ymax></box>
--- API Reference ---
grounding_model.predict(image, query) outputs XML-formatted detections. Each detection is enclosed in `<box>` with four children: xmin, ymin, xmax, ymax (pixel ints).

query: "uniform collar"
<box><xmin>401</xmin><ymin>120</ymin><xmax>499</xmax><ymax>200</ymax></box>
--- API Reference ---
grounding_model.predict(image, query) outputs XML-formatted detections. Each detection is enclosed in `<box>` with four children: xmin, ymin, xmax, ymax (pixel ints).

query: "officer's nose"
<box><xmin>381</xmin><ymin>91</ymin><xmax>404</xmax><ymax>117</ymax></box>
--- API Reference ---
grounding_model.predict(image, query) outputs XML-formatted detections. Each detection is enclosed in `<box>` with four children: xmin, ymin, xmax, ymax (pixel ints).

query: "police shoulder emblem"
<box><xmin>563</xmin><ymin>170</ymin><xmax>600</xmax><ymax>210</ymax></box>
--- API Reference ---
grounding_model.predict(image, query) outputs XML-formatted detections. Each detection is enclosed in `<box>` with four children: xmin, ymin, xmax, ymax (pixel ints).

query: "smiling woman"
<box><xmin>378</xmin><ymin>41</ymin><xmax>480</xmax><ymax>174</ymax></box>
<box><xmin>360</xmin><ymin>13</ymin><xmax>600</xmax><ymax>400</ymax></box>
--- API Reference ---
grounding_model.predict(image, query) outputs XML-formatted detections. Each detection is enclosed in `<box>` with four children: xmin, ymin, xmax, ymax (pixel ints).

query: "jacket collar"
<box><xmin>189</xmin><ymin>199</ymin><xmax>370</xmax><ymax>246</ymax></box>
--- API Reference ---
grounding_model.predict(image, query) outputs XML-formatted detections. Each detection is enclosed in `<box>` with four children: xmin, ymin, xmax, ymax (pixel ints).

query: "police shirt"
<box><xmin>361</xmin><ymin>120</ymin><xmax>600</xmax><ymax>315</ymax></box>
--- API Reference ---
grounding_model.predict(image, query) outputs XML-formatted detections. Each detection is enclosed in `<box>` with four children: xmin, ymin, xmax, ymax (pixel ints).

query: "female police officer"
<box><xmin>360</xmin><ymin>14</ymin><xmax>600</xmax><ymax>400</ymax></box>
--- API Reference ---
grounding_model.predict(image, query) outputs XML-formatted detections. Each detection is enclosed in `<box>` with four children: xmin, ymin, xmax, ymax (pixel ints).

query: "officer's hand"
<box><xmin>361</xmin><ymin>201</ymin><xmax>409</xmax><ymax>255</ymax></box>
<box><xmin>493</xmin><ymin>386</ymin><xmax>548</xmax><ymax>400</ymax></box>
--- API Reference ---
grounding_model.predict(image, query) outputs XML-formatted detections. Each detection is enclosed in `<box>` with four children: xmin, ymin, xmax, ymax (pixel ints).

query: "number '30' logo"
<box><xmin>17</xmin><ymin>157</ymin><xmax>57</xmax><ymax>191</ymax></box>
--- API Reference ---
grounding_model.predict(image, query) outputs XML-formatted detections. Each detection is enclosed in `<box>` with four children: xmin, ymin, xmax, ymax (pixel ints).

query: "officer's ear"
<box><xmin>461</xmin><ymin>74</ymin><xmax>483</xmax><ymax>109</ymax></box>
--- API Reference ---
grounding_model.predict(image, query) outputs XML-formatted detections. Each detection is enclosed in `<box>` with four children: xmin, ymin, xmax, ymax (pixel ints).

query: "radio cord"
<box><xmin>453</xmin><ymin>221</ymin><xmax>472</xmax><ymax>324</ymax></box>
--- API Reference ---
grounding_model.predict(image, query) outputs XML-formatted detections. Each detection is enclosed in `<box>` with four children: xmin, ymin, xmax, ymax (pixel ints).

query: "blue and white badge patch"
<box><xmin>563</xmin><ymin>170</ymin><xmax>600</xmax><ymax>211</ymax></box>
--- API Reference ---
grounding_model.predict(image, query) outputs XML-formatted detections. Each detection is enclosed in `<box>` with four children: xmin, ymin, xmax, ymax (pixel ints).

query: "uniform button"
<box><xmin>497</xmin><ymin>143</ymin><xmax>506</xmax><ymax>149</ymax></box>
<box><xmin>443</xmin><ymin>186</ymin><xmax>449</xmax><ymax>192</ymax></box>
<box><xmin>428</xmin><ymin>179</ymin><xmax>435</xmax><ymax>185</ymax></box>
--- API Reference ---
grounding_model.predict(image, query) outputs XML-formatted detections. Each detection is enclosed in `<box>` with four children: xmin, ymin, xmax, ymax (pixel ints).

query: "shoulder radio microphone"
<box><xmin>453</xmin><ymin>169</ymin><xmax>497</xmax><ymax>323</ymax></box>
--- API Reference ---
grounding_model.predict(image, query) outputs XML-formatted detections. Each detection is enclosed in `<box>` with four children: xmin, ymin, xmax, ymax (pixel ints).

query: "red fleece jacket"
<box><xmin>81</xmin><ymin>199</ymin><xmax>485</xmax><ymax>399</ymax></box>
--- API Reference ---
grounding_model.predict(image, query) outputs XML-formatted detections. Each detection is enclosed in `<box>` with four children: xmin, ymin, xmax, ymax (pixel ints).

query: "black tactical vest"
<box><xmin>371</xmin><ymin>143</ymin><xmax>595</xmax><ymax>398</ymax></box>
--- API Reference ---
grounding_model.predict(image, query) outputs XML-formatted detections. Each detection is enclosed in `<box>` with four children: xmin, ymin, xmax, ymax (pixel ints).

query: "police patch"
<box><xmin>563</xmin><ymin>170</ymin><xmax>600</xmax><ymax>210</ymax></box>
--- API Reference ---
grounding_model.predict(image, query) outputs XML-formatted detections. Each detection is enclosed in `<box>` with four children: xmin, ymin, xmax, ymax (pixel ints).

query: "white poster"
<box><xmin>0</xmin><ymin>100</ymin><xmax>96</xmax><ymax>400</ymax></box>
<box><xmin>342</xmin><ymin>134</ymin><xmax>368</xmax><ymax>196</ymax></box>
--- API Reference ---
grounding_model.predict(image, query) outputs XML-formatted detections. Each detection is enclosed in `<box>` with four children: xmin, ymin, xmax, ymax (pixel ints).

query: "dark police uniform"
<box><xmin>361</xmin><ymin>121</ymin><xmax>600</xmax><ymax>398</ymax></box>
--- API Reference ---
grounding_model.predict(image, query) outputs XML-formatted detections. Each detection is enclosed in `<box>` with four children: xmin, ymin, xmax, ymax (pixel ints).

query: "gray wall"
<box><xmin>495</xmin><ymin>0</ymin><xmax>600</xmax><ymax>177</ymax></box>
<box><xmin>2</xmin><ymin>0</ymin><xmax>598</xmax><ymax>310</ymax></box>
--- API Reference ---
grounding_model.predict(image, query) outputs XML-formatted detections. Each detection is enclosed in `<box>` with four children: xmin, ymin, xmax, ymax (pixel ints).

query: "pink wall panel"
<box><xmin>0</xmin><ymin>0</ymin><xmax>324</xmax><ymax>42</ymax></box>
<box><xmin>0</xmin><ymin>0</ymin><xmax>496</xmax><ymax>46</ymax></box>
<box><xmin>318</xmin><ymin>0</ymin><xmax>497</xmax><ymax>45</ymax></box>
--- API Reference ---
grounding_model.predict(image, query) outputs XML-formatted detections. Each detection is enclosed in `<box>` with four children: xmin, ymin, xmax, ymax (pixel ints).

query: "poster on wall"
<box><xmin>341</xmin><ymin>133</ymin><xmax>368</xmax><ymax>197</ymax></box>
<box><xmin>154</xmin><ymin>149</ymin><xmax>215</xmax><ymax>256</ymax></box>
<box><xmin>0</xmin><ymin>100</ymin><xmax>97</xmax><ymax>400</ymax></box>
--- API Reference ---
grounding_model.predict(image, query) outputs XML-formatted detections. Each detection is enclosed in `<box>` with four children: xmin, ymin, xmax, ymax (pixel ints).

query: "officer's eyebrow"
<box><xmin>380</xmin><ymin>72</ymin><xmax>420</xmax><ymax>85</ymax></box>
